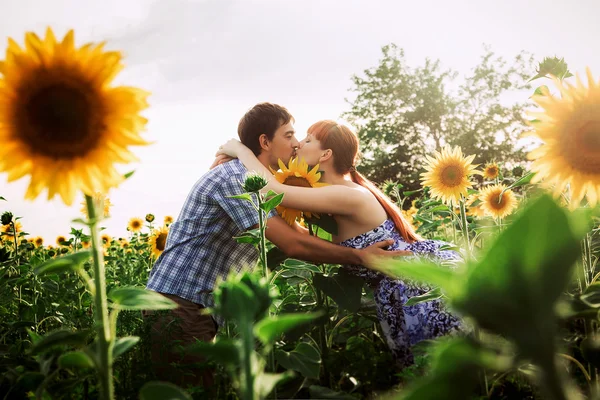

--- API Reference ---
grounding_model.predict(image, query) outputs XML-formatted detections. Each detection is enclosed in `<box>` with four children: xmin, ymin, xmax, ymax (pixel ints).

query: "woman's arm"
<box><xmin>217</xmin><ymin>140</ymin><xmax>363</xmax><ymax>215</ymax></box>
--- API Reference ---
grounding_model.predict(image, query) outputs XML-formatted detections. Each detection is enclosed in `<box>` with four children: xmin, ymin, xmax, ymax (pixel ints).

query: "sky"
<box><xmin>1</xmin><ymin>0</ymin><xmax>599</xmax><ymax>241</ymax></box>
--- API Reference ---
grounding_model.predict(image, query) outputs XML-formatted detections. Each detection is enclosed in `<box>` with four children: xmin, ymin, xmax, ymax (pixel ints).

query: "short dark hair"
<box><xmin>238</xmin><ymin>102</ymin><xmax>294</xmax><ymax>156</ymax></box>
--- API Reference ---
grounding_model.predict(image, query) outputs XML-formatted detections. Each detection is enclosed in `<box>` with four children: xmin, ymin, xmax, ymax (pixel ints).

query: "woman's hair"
<box><xmin>307</xmin><ymin>120</ymin><xmax>420</xmax><ymax>243</ymax></box>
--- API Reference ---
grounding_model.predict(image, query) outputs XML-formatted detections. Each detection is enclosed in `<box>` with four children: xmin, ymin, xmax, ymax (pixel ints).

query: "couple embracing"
<box><xmin>145</xmin><ymin>102</ymin><xmax>462</xmax><ymax>388</ymax></box>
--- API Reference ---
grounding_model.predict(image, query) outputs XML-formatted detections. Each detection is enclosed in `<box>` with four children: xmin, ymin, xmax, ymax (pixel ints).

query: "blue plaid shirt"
<box><xmin>146</xmin><ymin>160</ymin><xmax>276</xmax><ymax>326</ymax></box>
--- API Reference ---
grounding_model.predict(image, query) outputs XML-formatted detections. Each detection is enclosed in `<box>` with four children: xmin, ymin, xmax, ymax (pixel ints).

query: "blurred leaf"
<box><xmin>123</xmin><ymin>170</ymin><xmax>135</xmax><ymax>180</ymax></box>
<box><xmin>266</xmin><ymin>246</ymin><xmax>288</xmax><ymax>270</ymax></box>
<box><xmin>139</xmin><ymin>381</ymin><xmax>192</xmax><ymax>400</ymax></box>
<box><xmin>58</xmin><ymin>351</ymin><xmax>94</xmax><ymax>369</ymax></box>
<box><xmin>505</xmin><ymin>172</ymin><xmax>535</xmax><ymax>191</ymax></box>
<box><xmin>255</xmin><ymin>312</ymin><xmax>323</xmax><ymax>345</ymax></box>
<box><xmin>581</xmin><ymin>283</ymin><xmax>600</xmax><ymax>307</ymax></box>
<box><xmin>255</xmin><ymin>371</ymin><xmax>295</xmax><ymax>399</ymax></box>
<box><xmin>402</xmin><ymin>189</ymin><xmax>423</xmax><ymax>196</ymax></box>
<box><xmin>228</xmin><ymin>193</ymin><xmax>253</xmax><ymax>201</ymax></box>
<box><xmin>312</xmin><ymin>268</ymin><xmax>364</xmax><ymax>312</ymax></box>
<box><xmin>260</xmin><ymin>193</ymin><xmax>284</xmax><ymax>213</ymax></box>
<box><xmin>108</xmin><ymin>287</ymin><xmax>178</xmax><ymax>310</ymax></box>
<box><xmin>34</xmin><ymin>251</ymin><xmax>91</xmax><ymax>276</ymax></box>
<box><xmin>275</xmin><ymin>342</ymin><xmax>321</xmax><ymax>379</ymax></box>
<box><xmin>187</xmin><ymin>338</ymin><xmax>240</xmax><ymax>365</ymax></box>
<box><xmin>282</xmin><ymin>259</ymin><xmax>322</xmax><ymax>274</ymax></box>
<box><xmin>233</xmin><ymin>228</ymin><xmax>261</xmax><ymax>245</ymax></box>
<box><xmin>308</xmin><ymin>385</ymin><xmax>356</xmax><ymax>399</ymax></box>
<box><xmin>30</xmin><ymin>329</ymin><xmax>92</xmax><ymax>355</ymax></box>
<box><xmin>529</xmin><ymin>56</ymin><xmax>573</xmax><ymax>81</ymax></box>
<box><xmin>113</xmin><ymin>336</ymin><xmax>140</xmax><ymax>360</ymax></box>
<box><xmin>404</xmin><ymin>287</ymin><xmax>443</xmax><ymax>306</ymax></box>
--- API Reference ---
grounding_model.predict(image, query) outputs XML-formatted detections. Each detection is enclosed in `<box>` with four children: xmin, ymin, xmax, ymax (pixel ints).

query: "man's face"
<box><xmin>266</xmin><ymin>121</ymin><xmax>299</xmax><ymax>168</ymax></box>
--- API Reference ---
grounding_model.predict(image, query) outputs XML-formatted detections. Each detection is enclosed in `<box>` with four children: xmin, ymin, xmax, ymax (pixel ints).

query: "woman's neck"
<box><xmin>319</xmin><ymin>165</ymin><xmax>350</xmax><ymax>185</ymax></box>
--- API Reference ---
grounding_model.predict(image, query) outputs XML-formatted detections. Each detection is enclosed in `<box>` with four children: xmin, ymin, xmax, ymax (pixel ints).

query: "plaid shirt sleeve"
<box><xmin>213</xmin><ymin>173</ymin><xmax>277</xmax><ymax>232</ymax></box>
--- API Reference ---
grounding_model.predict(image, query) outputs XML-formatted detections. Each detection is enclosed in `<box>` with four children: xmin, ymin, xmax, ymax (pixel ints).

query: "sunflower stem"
<box><xmin>11</xmin><ymin>221</ymin><xmax>19</xmax><ymax>263</ymax></box>
<box><xmin>85</xmin><ymin>195</ymin><xmax>114</xmax><ymax>400</ymax></box>
<box><xmin>458</xmin><ymin>198</ymin><xmax>470</xmax><ymax>253</ymax></box>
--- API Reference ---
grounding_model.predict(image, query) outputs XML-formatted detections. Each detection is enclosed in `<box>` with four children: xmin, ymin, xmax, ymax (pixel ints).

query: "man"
<box><xmin>145</xmin><ymin>102</ymin><xmax>407</xmax><ymax>388</ymax></box>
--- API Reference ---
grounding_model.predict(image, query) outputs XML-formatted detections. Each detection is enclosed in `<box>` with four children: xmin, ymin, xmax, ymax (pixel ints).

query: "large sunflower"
<box><xmin>0</xmin><ymin>28</ymin><xmax>150</xmax><ymax>205</ymax></box>
<box><xmin>270</xmin><ymin>157</ymin><xmax>328</xmax><ymax>226</ymax></box>
<box><xmin>478</xmin><ymin>184</ymin><xmax>518</xmax><ymax>219</ymax></box>
<box><xmin>128</xmin><ymin>217</ymin><xmax>143</xmax><ymax>233</ymax></box>
<box><xmin>525</xmin><ymin>68</ymin><xmax>600</xmax><ymax>208</ymax></box>
<box><xmin>421</xmin><ymin>146</ymin><xmax>480</xmax><ymax>206</ymax></box>
<box><xmin>149</xmin><ymin>225</ymin><xmax>169</xmax><ymax>257</ymax></box>
<box><xmin>80</xmin><ymin>192</ymin><xmax>112</xmax><ymax>219</ymax></box>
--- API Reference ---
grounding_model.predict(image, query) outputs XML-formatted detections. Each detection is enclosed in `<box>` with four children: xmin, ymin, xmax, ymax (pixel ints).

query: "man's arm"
<box><xmin>264</xmin><ymin>216</ymin><xmax>406</xmax><ymax>268</ymax></box>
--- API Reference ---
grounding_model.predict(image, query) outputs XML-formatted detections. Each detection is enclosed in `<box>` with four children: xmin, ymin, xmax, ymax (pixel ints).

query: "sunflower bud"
<box><xmin>512</xmin><ymin>166</ymin><xmax>524</xmax><ymax>177</ymax></box>
<box><xmin>48</xmin><ymin>249</ymin><xmax>56</xmax><ymax>257</ymax></box>
<box><xmin>1</xmin><ymin>212</ymin><xmax>13</xmax><ymax>226</ymax></box>
<box><xmin>242</xmin><ymin>173</ymin><xmax>268</xmax><ymax>193</ymax></box>
<box><xmin>213</xmin><ymin>271</ymin><xmax>274</xmax><ymax>322</ymax></box>
<box><xmin>145</xmin><ymin>213</ymin><xmax>155</xmax><ymax>223</ymax></box>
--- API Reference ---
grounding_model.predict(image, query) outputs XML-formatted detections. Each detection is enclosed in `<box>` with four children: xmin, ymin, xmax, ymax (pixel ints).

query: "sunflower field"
<box><xmin>1</xmin><ymin>28</ymin><xmax>600</xmax><ymax>400</ymax></box>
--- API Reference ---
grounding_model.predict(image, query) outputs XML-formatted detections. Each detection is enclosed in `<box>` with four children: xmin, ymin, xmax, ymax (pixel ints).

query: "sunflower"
<box><xmin>1</xmin><ymin>221</ymin><xmax>23</xmax><ymax>238</ymax></box>
<box><xmin>80</xmin><ymin>192</ymin><xmax>112</xmax><ymax>219</ymax></box>
<box><xmin>56</xmin><ymin>235</ymin><xmax>67</xmax><ymax>246</ymax></box>
<box><xmin>34</xmin><ymin>236</ymin><xmax>43</xmax><ymax>247</ymax></box>
<box><xmin>0</xmin><ymin>28</ymin><xmax>150</xmax><ymax>205</ymax></box>
<box><xmin>269</xmin><ymin>157</ymin><xmax>328</xmax><ymax>225</ymax></box>
<box><xmin>101</xmin><ymin>234</ymin><xmax>112</xmax><ymax>248</ymax></box>
<box><xmin>149</xmin><ymin>225</ymin><xmax>169</xmax><ymax>257</ymax></box>
<box><xmin>483</xmin><ymin>163</ymin><xmax>500</xmax><ymax>180</ymax></box>
<box><xmin>164</xmin><ymin>216</ymin><xmax>174</xmax><ymax>225</ymax></box>
<box><xmin>478</xmin><ymin>184</ymin><xmax>518</xmax><ymax>219</ymax></box>
<box><xmin>81</xmin><ymin>240</ymin><xmax>91</xmax><ymax>249</ymax></box>
<box><xmin>128</xmin><ymin>217</ymin><xmax>143</xmax><ymax>233</ymax></box>
<box><xmin>524</xmin><ymin>68</ymin><xmax>600</xmax><ymax>208</ymax></box>
<box><xmin>420</xmin><ymin>146</ymin><xmax>480</xmax><ymax>206</ymax></box>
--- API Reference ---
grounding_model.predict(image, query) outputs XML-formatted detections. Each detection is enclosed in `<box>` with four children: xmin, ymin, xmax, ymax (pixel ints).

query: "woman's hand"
<box><xmin>216</xmin><ymin>139</ymin><xmax>247</xmax><ymax>158</ymax></box>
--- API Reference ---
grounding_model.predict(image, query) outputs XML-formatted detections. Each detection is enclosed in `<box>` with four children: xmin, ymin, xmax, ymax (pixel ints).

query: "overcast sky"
<box><xmin>1</xmin><ymin>0</ymin><xmax>599</xmax><ymax>242</ymax></box>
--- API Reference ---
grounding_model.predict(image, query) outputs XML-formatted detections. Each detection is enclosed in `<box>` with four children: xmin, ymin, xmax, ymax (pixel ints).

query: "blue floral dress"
<box><xmin>339</xmin><ymin>219</ymin><xmax>463</xmax><ymax>368</ymax></box>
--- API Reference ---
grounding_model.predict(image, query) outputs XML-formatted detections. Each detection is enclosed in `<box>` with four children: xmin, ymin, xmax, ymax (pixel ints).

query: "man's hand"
<box><xmin>209</xmin><ymin>154</ymin><xmax>234</xmax><ymax>170</ymax></box>
<box><xmin>358</xmin><ymin>239</ymin><xmax>412</xmax><ymax>270</ymax></box>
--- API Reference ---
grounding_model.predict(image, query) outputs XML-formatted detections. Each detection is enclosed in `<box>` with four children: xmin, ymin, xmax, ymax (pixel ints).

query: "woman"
<box><xmin>217</xmin><ymin>120</ymin><xmax>462</xmax><ymax>367</ymax></box>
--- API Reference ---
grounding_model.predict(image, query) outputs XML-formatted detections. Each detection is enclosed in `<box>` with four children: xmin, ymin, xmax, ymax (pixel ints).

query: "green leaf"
<box><xmin>30</xmin><ymin>329</ymin><xmax>92</xmax><ymax>355</ymax></box>
<box><xmin>34</xmin><ymin>251</ymin><xmax>92</xmax><ymax>276</ymax></box>
<box><xmin>255</xmin><ymin>371</ymin><xmax>295</xmax><ymax>399</ymax></box>
<box><xmin>113</xmin><ymin>336</ymin><xmax>140</xmax><ymax>360</ymax></box>
<box><xmin>139</xmin><ymin>381</ymin><xmax>192</xmax><ymax>400</ymax></box>
<box><xmin>260</xmin><ymin>193</ymin><xmax>284</xmax><ymax>213</ymax></box>
<box><xmin>581</xmin><ymin>283</ymin><xmax>600</xmax><ymax>307</ymax></box>
<box><xmin>123</xmin><ymin>170</ymin><xmax>135</xmax><ymax>180</ymax></box>
<box><xmin>233</xmin><ymin>228</ymin><xmax>261</xmax><ymax>245</ymax></box>
<box><xmin>228</xmin><ymin>193</ymin><xmax>253</xmax><ymax>201</ymax></box>
<box><xmin>0</xmin><ymin>196</ymin><xmax>5</xmax><ymax>201</ymax></box>
<box><xmin>505</xmin><ymin>172</ymin><xmax>535</xmax><ymax>191</ymax></box>
<box><xmin>282</xmin><ymin>259</ymin><xmax>322</xmax><ymax>274</ymax></box>
<box><xmin>275</xmin><ymin>342</ymin><xmax>321</xmax><ymax>379</ymax></box>
<box><xmin>404</xmin><ymin>287</ymin><xmax>443</xmax><ymax>306</ymax></box>
<box><xmin>308</xmin><ymin>385</ymin><xmax>356</xmax><ymax>399</ymax></box>
<box><xmin>529</xmin><ymin>56</ymin><xmax>573</xmax><ymax>81</ymax></box>
<box><xmin>304</xmin><ymin>214</ymin><xmax>338</xmax><ymax>236</ymax></box>
<box><xmin>266</xmin><ymin>190</ymin><xmax>278</xmax><ymax>198</ymax></box>
<box><xmin>533</xmin><ymin>85</ymin><xmax>549</xmax><ymax>97</ymax></box>
<box><xmin>186</xmin><ymin>338</ymin><xmax>240</xmax><ymax>365</ymax></box>
<box><xmin>255</xmin><ymin>312</ymin><xmax>323</xmax><ymax>345</ymax></box>
<box><xmin>58</xmin><ymin>351</ymin><xmax>94</xmax><ymax>369</ymax></box>
<box><xmin>402</xmin><ymin>189</ymin><xmax>423</xmax><ymax>196</ymax></box>
<box><xmin>108</xmin><ymin>287</ymin><xmax>178</xmax><ymax>311</ymax></box>
<box><xmin>454</xmin><ymin>194</ymin><xmax>587</xmax><ymax>365</ymax></box>
<box><xmin>312</xmin><ymin>268</ymin><xmax>364</xmax><ymax>312</ymax></box>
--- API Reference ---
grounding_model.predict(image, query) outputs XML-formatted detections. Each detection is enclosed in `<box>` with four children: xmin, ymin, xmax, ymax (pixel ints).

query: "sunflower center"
<box><xmin>19</xmin><ymin>82</ymin><xmax>102</xmax><ymax>159</ymax></box>
<box><xmin>440</xmin><ymin>166</ymin><xmax>463</xmax><ymax>187</ymax></box>
<box><xmin>489</xmin><ymin>192</ymin><xmax>507</xmax><ymax>210</ymax></box>
<box><xmin>564</xmin><ymin>121</ymin><xmax>600</xmax><ymax>174</ymax></box>
<box><xmin>156</xmin><ymin>233</ymin><xmax>167</xmax><ymax>251</ymax></box>
<box><xmin>283</xmin><ymin>176</ymin><xmax>312</xmax><ymax>188</ymax></box>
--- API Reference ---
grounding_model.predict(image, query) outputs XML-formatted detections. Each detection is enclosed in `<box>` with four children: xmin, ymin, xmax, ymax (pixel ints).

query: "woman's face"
<box><xmin>296</xmin><ymin>133</ymin><xmax>324</xmax><ymax>165</ymax></box>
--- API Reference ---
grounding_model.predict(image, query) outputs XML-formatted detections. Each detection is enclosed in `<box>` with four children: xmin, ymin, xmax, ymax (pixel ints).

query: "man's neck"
<box><xmin>257</xmin><ymin>152</ymin><xmax>273</xmax><ymax>169</ymax></box>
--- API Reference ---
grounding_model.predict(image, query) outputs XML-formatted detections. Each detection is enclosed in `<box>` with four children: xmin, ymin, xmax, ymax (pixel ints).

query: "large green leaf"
<box><xmin>58</xmin><ymin>351</ymin><xmax>95</xmax><ymax>369</ymax></box>
<box><xmin>275</xmin><ymin>342</ymin><xmax>321</xmax><ymax>379</ymax></box>
<box><xmin>186</xmin><ymin>338</ymin><xmax>240</xmax><ymax>365</ymax></box>
<box><xmin>29</xmin><ymin>329</ymin><xmax>92</xmax><ymax>355</ymax></box>
<box><xmin>312</xmin><ymin>268</ymin><xmax>364</xmax><ymax>312</ymax></box>
<box><xmin>282</xmin><ymin>259</ymin><xmax>321</xmax><ymax>274</ymax></box>
<box><xmin>33</xmin><ymin>251</ymin><xmax>91</xmax><ymax>276</ymax></box>
<box><xmin>260</xmin><ymin>193</ymin><xmax>284</xmax><ymax>213</ymax></box>
<box><xmin>455</xmin><ymin>194</ymin><xmax>587</xmax><ymax>365</ymax></box>
<box><xmin>108</xmin><ymin>287</ymin><xmax>178</xmax><ymax>310</ymax></box>
<box><xmin>113</xmin><ymin>336</ymin><xmax>140</xmax><ymax>360</ymax></box>
<box><xmin>255</xmin><ymin>371</ymin><xmax>295</xmax><ymax>399</ymax></box>
<box><xmin>254</xmin><ymin>312</ymin><xmax>323</xmax><ymax>345</ymax></box>
<box><xmin>139</xmin><ymin>381</ymin><xmax>192</xmax><ymax>400</ymax></box>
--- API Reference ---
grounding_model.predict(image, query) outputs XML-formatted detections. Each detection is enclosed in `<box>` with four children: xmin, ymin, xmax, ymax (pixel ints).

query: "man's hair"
<box><xmin>238</xmin><ymin>102</ymin><xmax>294</xmax><ymax>156</ymax></box>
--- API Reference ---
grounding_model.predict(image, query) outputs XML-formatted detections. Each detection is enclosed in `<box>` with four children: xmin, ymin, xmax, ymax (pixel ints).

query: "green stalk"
<box><xmin>255</xmin><ymin>192</ymin><xmax>269</xmax><ymax>278</ymax></box>
<box><xmin>458</xmin><ymin>198</ymin><xmax>470</xmax><ymax>252</ymax></box>
<box><xmin>241</xmin><ymin>317</ymin><xmax>256</xmax><ymax>400</ymax></box>
<box><xmin>11</xmin><ymin>221</ymin><xmax>18</xmax><ymax>263</ymax></box>
<box><xmin>85</xmin><ymin>195</ymin><xmax>114</xmax><ymax>400</ymax></box>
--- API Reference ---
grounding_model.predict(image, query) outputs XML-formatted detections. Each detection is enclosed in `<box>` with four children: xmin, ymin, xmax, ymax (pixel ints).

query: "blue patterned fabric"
<box><xmin>146</xmin><ymin>160</ymin><xmax>277</xmax><ymax>327</ymax></box>
<box><xmin>340</xmin><ymin>219</ymin><xmax>463</xmax><ymax>367</ymax></box>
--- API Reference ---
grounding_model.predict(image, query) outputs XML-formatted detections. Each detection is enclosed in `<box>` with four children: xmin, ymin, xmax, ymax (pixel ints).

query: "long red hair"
<box><xmin>308</xmin><ymin>120</ymin><xmax>420</xmax><ymax>243</ymax></box>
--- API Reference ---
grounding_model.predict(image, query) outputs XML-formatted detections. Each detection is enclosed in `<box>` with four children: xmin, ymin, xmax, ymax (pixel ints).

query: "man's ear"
<box><xmin>320</xmin><ymin>149</ymin><xmax>333</xmax><ymax>163</ymax></box>
<box><xmin>259</xmin><ymin>134</ymin><xmax>271</xmax><ymax>152</ymax></box>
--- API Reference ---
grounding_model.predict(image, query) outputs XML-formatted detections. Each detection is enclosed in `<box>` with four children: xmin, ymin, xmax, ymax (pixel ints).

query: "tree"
<box><xmin>342</xmin><ymin>44</ymin><xmax>534</xmax><ymax>190</ymax></box>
